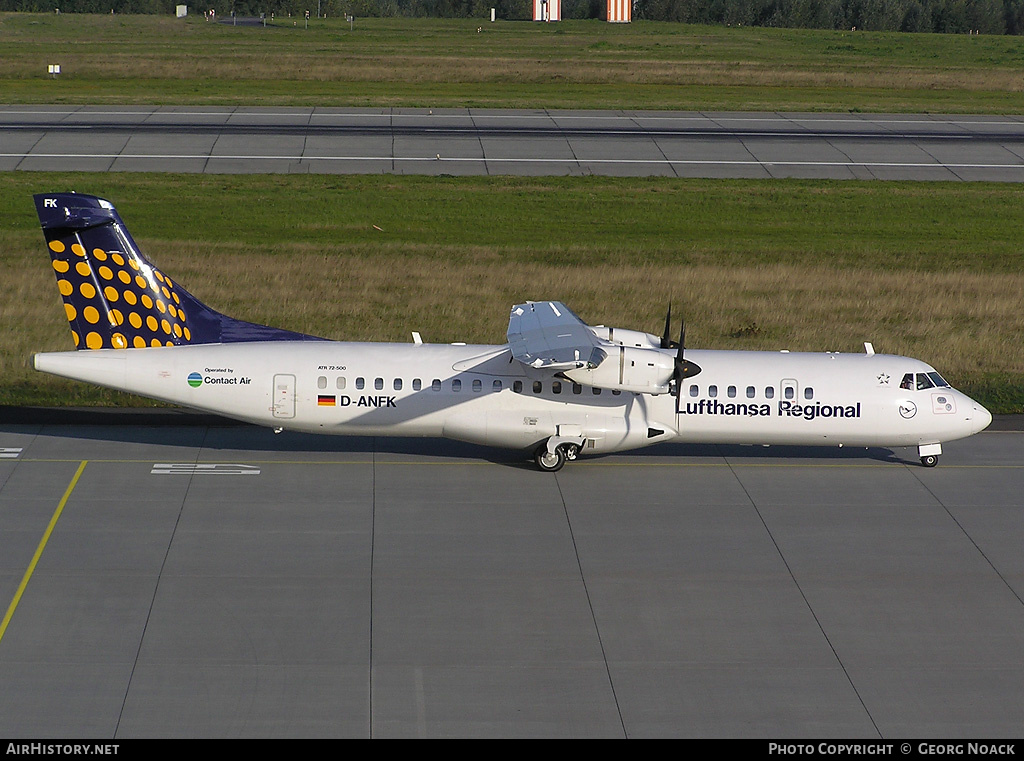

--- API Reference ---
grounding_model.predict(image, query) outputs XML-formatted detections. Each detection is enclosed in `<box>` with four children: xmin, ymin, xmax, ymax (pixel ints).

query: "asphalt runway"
<box><xmin>4</xmin><ymin>106</ymin><xmax>1024</xmax><ymax>179</ymax></box>
<box><xmin>1</xmin><ymin>422</ymin><xmax>1021</xmax><ymax>738</ymax></box>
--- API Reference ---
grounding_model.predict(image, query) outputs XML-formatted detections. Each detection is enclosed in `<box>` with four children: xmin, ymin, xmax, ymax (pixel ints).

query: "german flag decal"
<box><xmin>317</xmin><ymin>395</ymin><xmax>336</xmax><ymax>407</ymax></box>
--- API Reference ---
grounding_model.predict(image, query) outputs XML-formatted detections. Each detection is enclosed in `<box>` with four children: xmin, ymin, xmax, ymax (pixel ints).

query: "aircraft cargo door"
<box><xmin>273</xmin><ymin>374</ymin><xmax>296</xmax><ymax>419</ymax></box>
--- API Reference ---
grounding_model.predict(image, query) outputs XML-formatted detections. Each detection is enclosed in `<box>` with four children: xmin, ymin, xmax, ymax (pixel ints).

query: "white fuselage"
<box><xmin>34</xmin><ymin>341</ymin><xmax>991</xmax><ymax>455</ymax></box>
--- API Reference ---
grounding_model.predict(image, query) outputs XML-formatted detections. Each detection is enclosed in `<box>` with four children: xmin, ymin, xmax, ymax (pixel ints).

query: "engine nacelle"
<box><xmin>564</xmin><ymin>345</ymin><xmax>674</xmax><ymax>394</ymax></box>
<box><xmin>589</xmin><ymin>326</ymin><xmax>662</xmax><ymax>349</ymax></box>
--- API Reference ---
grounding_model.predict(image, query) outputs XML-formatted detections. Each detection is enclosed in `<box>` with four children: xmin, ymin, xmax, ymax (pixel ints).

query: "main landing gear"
<box><xmin>920</xmin><ymin>454</ymin><xmax>939</xmax><ymax>468</ymax></box>
<box><xmin>533</xmin><ymin>439</ymin><xmax>581</xmax><ymax>473</ymax></box>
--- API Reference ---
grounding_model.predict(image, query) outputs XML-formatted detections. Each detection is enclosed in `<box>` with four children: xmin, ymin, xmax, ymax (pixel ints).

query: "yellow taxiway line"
<box><xmin>0</xmin><ymin>460</ymin><xmax>87</xmax><ymax>646</ymax></box>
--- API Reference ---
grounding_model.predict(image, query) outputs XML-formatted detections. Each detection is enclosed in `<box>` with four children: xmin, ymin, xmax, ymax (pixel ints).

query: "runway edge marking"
<box><xmin>0</xmin><ymin>460</ymin><xmax>87</xmax><ymax>646</ymax></box>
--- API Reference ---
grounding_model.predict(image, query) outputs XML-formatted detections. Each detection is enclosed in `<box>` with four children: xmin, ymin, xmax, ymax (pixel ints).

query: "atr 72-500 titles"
<box><xmin>32</xmin><ymin>193</ymin><xmax>991</xmax><ymax>472</ymax></box>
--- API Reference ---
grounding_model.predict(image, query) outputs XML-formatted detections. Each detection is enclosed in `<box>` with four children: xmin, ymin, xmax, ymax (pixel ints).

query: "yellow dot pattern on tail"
<box><xmin>47</xmin><ymin>238</ymin><xmax>191</xmax><ymax>350</ymax></box>
<box><xmin>37</xmin><ymin>193</ymin><xmax>321</xmax><ymax>349</ymax></box>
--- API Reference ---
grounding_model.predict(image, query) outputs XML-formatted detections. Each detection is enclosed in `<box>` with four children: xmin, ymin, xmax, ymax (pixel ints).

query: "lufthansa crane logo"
<box><xmin>899</xmin><ymin>401</ymin><xmax>917</xmax><ymax>419</ymax></box>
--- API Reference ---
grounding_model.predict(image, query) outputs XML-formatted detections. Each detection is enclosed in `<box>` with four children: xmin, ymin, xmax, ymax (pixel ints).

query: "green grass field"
<box><xmin>3</xmin><ymin>14</ymin><xmax>1024</xmax><ymax>111</ymax></box>
<box><xmin>2</xmin><ymin>15</ymin><xmax>1022</xmax><ymax>413</ymax></box>
<box><xmin>2</xmin><ymin>173</ymin><xmax>1022</xmax><ymax>412</ymax></box>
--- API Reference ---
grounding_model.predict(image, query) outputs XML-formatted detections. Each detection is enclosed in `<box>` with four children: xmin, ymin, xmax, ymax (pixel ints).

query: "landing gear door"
<box><xmin>273</xmin><ymin>374</ymin><xmax>296</xmax><ymax>419</ymax></box>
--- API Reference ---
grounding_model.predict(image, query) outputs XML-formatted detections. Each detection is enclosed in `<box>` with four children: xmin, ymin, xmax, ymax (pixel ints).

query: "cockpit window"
<box><xmin>916</xmin><ymin>373</ymin><xmax>935</xmax><ymax>390</ymax></box>
<box><xmin>927</xmin><ymin>372</ymin><xmax>950</xmax><ymax>388</ymax></box>
<box><xmin>900</xmin><ymin>373</ymin><xmax>914</xmax><ymax>390</ymax></box>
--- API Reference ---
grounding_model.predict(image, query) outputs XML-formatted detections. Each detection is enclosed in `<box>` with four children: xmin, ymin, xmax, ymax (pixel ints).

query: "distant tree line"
<box><xmin>5</xmin><ymin>0</ymin><xmax>1024</xmax><ymax>33</ymax></box>
<box><xmin>0</xmin><ymin>0</ymin><xmax>531</xmax><ymax>17</ymax></box>
<box><xmin>633</xmin><ymin>0</ymin><xmax>1021</xmax><ymax>34</ymax></box>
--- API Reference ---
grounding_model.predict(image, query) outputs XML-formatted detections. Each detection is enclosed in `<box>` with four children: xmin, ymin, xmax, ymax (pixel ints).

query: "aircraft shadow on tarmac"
<box><xmin>1</xmin><ymin>412</ymin><xmax>912</xmax><ymax>468</ymax></box>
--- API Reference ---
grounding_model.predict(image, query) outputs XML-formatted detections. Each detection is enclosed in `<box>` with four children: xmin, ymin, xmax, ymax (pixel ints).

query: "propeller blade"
<box><xmin>660</xmin><ymin>305</ymin><xmax>672</xmax><ymax>349</ymax></box>
<box><xmin>672</xmin><ymin>315</ymin><xmax>701</xmax><ymax>411</ymax></box>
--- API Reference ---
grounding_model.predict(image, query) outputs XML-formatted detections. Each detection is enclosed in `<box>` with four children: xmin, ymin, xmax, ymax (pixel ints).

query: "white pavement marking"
<box><xmin>151</xmin><ymin>463</ymin><xmax>261</xmax><ymax>475</ymax></box>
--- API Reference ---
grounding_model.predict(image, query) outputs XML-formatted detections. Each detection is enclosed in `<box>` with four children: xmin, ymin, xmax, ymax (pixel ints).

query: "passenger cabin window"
<box><xmin>765</xmin><ymin>386</ymin><xmax>775</xmax><ymax>399</ymax></box>
<box><xmin>493</xmin><ymin>380</ymin><xmax>502</xmax><ymax>391</ymax></box>
<box><xmin>356</xmin><ymin>377</ymin><xmax>365</xmax><ymax>390</ymax></box>
<box><xmin>375</xmin><ymin>377</ymin><xmax>384</xmax><ymax>390</ymax></box>
<box><xmin>394</xmin><ymin>378</ymin><xmax>403</xmax><ymax>391</ymax></box>
<box><xmin>592</xmin><ymin>387</ymin><xmax>602</xmax><ymax>395</ymax></box>
<box><xmin>611</xmin><ymin>390</ymin><xmax>621</xmax><ymax>396</ymax></box>
<box><xmin>452</xmin><ymin>379</ymin><xmax>462</xmax><ymax>392</ymax></box>
<box><xmin>472</xmin><ymin>379</ymin><xmax>482</xmax><ymax>392</ymax></box>
<box><xmin>784</xmin><ymin>386</ymin><xmax>795</xmax><ymax>400</ymax></box>
<box><xmin>412</xmin><ymin>378</ymin><xmax>421</xmax><ymax>391</ymax></box>
<box><xmin>336</xmin><ymin>377</ymin><xmax>346</xmax><ymax>390</ymax></box>
<box><xmin>689</xmin><ymin>385</ymin><xmax>699</xmax><ymax>397</ymax></box>
<box><xmin>727</xmin><ymin>385</ymin><xmax>737</xmax><ymax>398</ymax></box>
<box><xmin>552</xmin><ymin>381</ymin><xmax>562</xmax><ymax>394</ymax></box>
<box><xmin>804</xmin><ymin>387</ymin><xmax>814</xmax><ymax>400</ymax></box>
<box><xmin>572</xmin><ymin>384</ymin><xmax>582</xmax><ymax>394</ymax></box>
<box><xmin>431</xmin><ymin>379</ymin><xmax>441</xmax><ymax>391</ymax></box>
<box><xmin>746</xmin><ymin>386</ymin><xmax>755</xmax><ymax>398</ymax></box>
<box><xmin>708</xmin><ymin>385</ymin><xmax>718</xmax><ymax>398</ymax></box>
<box><xmin>318</xmin><ymin>376</ymin><xmax>327</xmax><ymax>389</ymax></box>
<box><xmin>533</xmin><ymin>381</ymin><xmax>542</xmax><ymax>394</ymax></box>
<box><xmin>513</xmin><ymin>380</ymin><xmax>523</xmax><ymax>393</ymax></box>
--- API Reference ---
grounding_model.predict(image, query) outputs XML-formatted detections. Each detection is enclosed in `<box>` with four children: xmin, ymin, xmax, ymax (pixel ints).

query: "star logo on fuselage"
<box><xmin>877</xmin><ymin>373</ymin><xmax>890</xmax><ymax>385</ymax></box>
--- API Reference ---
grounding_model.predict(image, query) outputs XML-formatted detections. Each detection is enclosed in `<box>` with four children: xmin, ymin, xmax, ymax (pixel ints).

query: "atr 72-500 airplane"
<box><xmin>32</xmin><ymin>192</ymin><xmax>991</xmax><ymax>471</ymax></box>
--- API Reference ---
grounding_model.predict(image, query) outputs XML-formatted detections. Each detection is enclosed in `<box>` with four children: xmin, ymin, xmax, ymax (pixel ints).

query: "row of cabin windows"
<box><xmin>316</xmin><ymin>376</ymin><xmax>622</xmax><ymax>395</ymax></box>
<box><xmin>688</xmin><ymin>384</ymin><xmax>815</xmax><ymax>401</ymax></box>
<box><xmin>317</xmin><ymin>375</ymin><xmax>816</xmax><ymax>400</ymax></box>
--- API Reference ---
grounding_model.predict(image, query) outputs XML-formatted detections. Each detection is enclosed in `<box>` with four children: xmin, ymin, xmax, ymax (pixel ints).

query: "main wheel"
<box><xmin>920</xmin><ymin>454</ymin><xmax>939</xmax><ymax>468</ymax></box>
<box><xmin>534</xmin><ymin>445</ymin><xmax>566</xmax><ymax>473</ymax></box>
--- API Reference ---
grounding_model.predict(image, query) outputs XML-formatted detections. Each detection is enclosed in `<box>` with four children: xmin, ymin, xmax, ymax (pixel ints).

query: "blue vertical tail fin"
<box><xmin>34</xmin><ymin>192</ymin><xmax>323</xmax><ymax>350</ymax></box>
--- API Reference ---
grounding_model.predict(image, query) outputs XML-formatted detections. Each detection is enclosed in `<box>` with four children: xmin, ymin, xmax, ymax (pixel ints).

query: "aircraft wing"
<box><xmin>506</xmin><ymin>301</ymin><xmax>608</xmax><ymax>370</ymax></box>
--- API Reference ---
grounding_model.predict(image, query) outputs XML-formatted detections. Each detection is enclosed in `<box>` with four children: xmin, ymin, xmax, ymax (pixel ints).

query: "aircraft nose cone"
<box><xmin>974</xmin><ymin>404</ymin><xmax>993</xmax><ymax>434</ymax></box>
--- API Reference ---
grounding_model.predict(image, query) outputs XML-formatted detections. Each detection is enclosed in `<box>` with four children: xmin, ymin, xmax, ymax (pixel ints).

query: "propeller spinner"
<box><xmin>674</xmin><ymin>318</ymin><xmax>702</xmax><ymax>383</ymax></box>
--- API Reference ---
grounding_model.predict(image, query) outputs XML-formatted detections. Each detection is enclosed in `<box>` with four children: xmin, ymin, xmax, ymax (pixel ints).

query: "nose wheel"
<box><xmin>918</xmin><ymin>444</ymin><xmax>941</xmax><ymax>468</ymax></box>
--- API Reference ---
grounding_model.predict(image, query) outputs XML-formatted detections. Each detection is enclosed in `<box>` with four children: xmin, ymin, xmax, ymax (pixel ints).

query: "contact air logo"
<box><xmin>187</xmin><ymin>372</ymin><xmax>203</xmax><ymax>388</ymax></box>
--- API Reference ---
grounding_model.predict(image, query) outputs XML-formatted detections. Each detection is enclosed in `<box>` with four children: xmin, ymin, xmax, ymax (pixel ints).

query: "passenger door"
<box><xmin>273</xmin><ymin>374</ymin><xmax>296</xmax><ymax>419</ymax></box>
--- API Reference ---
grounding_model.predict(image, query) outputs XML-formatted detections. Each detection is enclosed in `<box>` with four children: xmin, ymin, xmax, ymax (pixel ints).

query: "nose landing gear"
<box><xmin>918</xmin><ymin>443</ymin><xmax>941</xmax><ymax>468</ymax></box>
